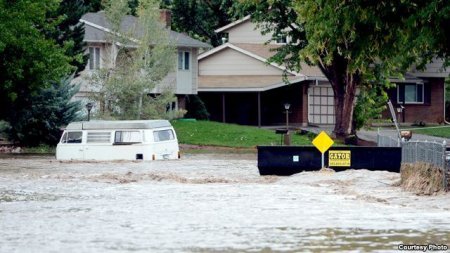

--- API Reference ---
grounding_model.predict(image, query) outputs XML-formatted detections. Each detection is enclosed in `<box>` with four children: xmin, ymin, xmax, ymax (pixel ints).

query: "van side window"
<box><xmin>153</xmin><ymin>130</ymin><xmax>174</xmax><ymax>142</ymax></box>
<box><xmin>87</xmin><ymin>132</ymin><xmax>111</xmax><ymax>143</ymax></box>
<box><xmin>115</xmin><ymin>131</ymin><xmax>142</xmax><ymax>144</ymax></box>
<box><xmin>61</xmin><ymin>131</ymin><xmax>82</xmax><ymax>144</ymax></box>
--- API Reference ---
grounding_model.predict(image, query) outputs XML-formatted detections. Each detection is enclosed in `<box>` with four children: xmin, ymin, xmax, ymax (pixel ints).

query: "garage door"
<box><xmin>308</xmin><ymin>85</ymin><xmax>335</xmax><ymax>125</ymax></box>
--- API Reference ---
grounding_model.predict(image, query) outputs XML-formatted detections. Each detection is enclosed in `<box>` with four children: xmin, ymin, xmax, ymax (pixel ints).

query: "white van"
<box><xmin>56</xmin><ymin>120</ymin><xmax>180</xmax><ymax>161</ymax></box>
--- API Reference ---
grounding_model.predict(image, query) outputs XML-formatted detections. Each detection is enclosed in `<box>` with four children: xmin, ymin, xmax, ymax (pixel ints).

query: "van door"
<box><xmin>83</xmin><ymin>131</ymin><xmax>113</xmax><ymax>160</ymax></box>
<box><xmin>57</xmin><ymin>131</ymin><xmax>84</xmax><ymax>160</ymax></box>
<box><xmin>152</xmin><ymin>129</ymin><xmax>178</xmax><ymax>159</ymax></box>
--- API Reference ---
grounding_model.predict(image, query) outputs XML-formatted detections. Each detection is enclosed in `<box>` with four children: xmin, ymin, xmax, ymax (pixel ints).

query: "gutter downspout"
<box><xmin>444</xmin><ymin>80</ymin><xmax>450</xmax><ymax>125</ymax></box>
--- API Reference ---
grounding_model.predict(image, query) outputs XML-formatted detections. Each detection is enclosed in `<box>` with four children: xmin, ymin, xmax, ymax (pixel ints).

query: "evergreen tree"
<box><xmin>8</xmin><ymin>76</ymin><xmax>82</xmax><ymax>146</ymax></box>
<box><xmin>185</xmin><ymin>95</ymin><xmax>210</xmax><ymax>120</ymax></box>
<box><xmin>52</xmin><ymin>0</ymin><xmax>90</xmax><ymax>74</ymax></box>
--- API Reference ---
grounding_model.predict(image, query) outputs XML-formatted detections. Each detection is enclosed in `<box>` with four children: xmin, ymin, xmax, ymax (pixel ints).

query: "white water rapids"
<box><xmin>0</xmin><ymin>154</ymin><xmax>449</xmax><ymax>252</ymax></box>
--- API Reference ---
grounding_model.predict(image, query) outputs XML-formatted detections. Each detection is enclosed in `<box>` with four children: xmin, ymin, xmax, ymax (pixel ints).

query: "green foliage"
<box><xmin>0</xmin><ymin>0</ymin><xmax>77</xmax><ymax>145</ymax></box>
<box><xmin>0</xmin><ymin>0</ymin><xmax>74</xmax><ymax>102</ymax></box>
<box><xmin>91</xmin><ymin>0</ymin><xmax>178</xmax><ymax>120</ymax></box>
<box><xmin>140</xmin><ymin>91</ymin><xmax>186</xmax><ymax>120</ymax></box>
<box><xmin>170</xmin><ymin>0</ymin><xmax>234</xmax><ymax>46</ymax></box>
<box><xmin>446</xmin><ymin>78</ymin><xmax>450</xmax><ymax>121</ymax></box>
<box><xmin>185</xmin><ymin>95</ymin><xmax>210</xmax><ymax>120</ymax></box>
<box><xmin>50</xmin><ymin>0</ymin><xmax>90</xmax><ymax>74</ymax></box>
<box><xmin>22</xmin><ymin>145</ymin><xmax>56</xmax><ymax>154</ymax></box>
<box><xmin>353</xmin><ymin>85</ymin><xmax>390</xmax><ymax>130</ymax></box>
<box><xmin>172</xmin><ymin>120</ymin><xmax>311</xmax><ymax>148</ymax></box>
<box><xmin>413</xmin><ymin>127</ymin><xmax>450</xmax><ymax>138</ymax></box>
<box><xmin>235</xmin><ymin>0</ymin><xmax>449</xmax><ymax>138</ymax></box>
<box><xmin>7</xmin><ymin>76</ymin><xmax>82</xmax><ymax>146</ymax></box>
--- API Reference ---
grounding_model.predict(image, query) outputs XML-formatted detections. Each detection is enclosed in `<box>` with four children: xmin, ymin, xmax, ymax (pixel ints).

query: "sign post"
<box><xmin>387</xmin><ymin>99</ymin><xmax>401</xmax><ymax>146</ymax></box>
<box><xmin>312</xmin><ymin>131</ymin><xmax>334</xmax><ymax>168</ymax></box>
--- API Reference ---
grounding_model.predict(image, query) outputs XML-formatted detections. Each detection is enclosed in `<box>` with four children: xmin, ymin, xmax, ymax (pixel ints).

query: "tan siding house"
<box><xmin>198</xmin><ymin>16</ymin><xmax>449</xmax><ymax>126</ymax></box>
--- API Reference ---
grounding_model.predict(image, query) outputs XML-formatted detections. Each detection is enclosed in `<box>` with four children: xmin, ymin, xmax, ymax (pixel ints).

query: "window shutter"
<box><xmin>417</xmin><ymin>84</ymin><xmax>423</xmax><ymax>103</ymax></box>
<box><xmin>424</xmin><ymin>84</ymin><xmax>431</xmax><ymax>105</ymax></box>
<box><xmin>387</xmin><ymin>87</ymin><xmax>397</xmax><ymax>104</ymax></box>
<box><xmin>89</xmin><ymin>47</ymin><xmax>94</xmax><ymax>70</ymax></box>
<box><xmin>397</xmin><ymin>84</ymin><xmax>405</xmax><ymax>103</ymax></box>
<box><xmin>184</xmin><ymin>52</ymin><xmax>190</xmax><ymax>70</ymax></box>
<box><xmin>178</xmin><ymin>51</ymin><xmax>183</xmax><ymax>70</ymax></box>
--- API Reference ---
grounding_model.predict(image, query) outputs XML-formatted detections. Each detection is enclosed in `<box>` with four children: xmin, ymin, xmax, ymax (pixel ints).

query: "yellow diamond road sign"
<box><xmin>312</xmin><ymin>131</ymin><xmax>334</xmax><ymax>154</ymax></box>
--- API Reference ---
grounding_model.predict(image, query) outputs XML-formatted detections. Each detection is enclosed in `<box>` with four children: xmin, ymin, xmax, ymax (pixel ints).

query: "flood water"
<box><xmin>1</xmin><ymin>154</ymin><xmax>449</xmax><ymax>252</ymax></box>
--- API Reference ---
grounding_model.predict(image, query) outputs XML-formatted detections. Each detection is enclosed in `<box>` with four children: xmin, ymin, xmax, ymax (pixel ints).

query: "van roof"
<box><xmin>65</xmin><ymin>120</ymin><xmax>172</xmax><ymax>130</ymax></box>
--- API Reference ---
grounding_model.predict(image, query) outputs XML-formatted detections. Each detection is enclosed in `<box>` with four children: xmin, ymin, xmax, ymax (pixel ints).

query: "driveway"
<box><xmin>300</xmin><ymin>126</ymin><xmax>450</xmax><ymax>145</ymax></box>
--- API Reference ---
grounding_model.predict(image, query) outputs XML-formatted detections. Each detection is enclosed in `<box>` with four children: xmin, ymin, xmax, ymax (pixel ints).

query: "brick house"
<box><xmin>197</xmin><ymin>16</ymin><xmax>449</xmax><ymax>126</ymax></box>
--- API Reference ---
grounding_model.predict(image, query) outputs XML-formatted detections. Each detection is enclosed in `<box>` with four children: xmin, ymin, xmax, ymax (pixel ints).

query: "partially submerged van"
<box><xmin>56</xmin><ymin>120</ymin><xmax>180</xmax><ymax>161</ymax></box>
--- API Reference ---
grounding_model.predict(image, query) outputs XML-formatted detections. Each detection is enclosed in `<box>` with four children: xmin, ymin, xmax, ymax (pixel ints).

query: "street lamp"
<box><xmin>85</xmin><ymin>102</ymin><xmax>93</xmax><ymax>121</ymax></box>
<box><xmin>284</xmin><ymin>103</ymin><xmax>290</xmax><ymax>131</ymax></box>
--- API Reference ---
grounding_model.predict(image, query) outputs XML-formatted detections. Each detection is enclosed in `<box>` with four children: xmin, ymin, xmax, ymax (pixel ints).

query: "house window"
<box><xmin>178</xmin><ymin>51</ymin><xmax>190</xmax><ymax>70</ymax></box>
<box><xmin>89</xmin><ymin>47</ymin><xmax>101</xmax><ymax>70</ymax></box>
<box><xmin>397</xmin><ymin>83</ymin><xmax>424</xmax><ymax>104</ymax></box>
<box><xmin>276</xmin><ymin>35</ymin><xmax>287</xmax><ymax>44</ymax></box>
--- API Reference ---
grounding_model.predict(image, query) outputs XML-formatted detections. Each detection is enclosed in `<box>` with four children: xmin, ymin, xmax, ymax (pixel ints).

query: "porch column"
<box><xmin>257</xmin><ymin>92</ymin><xmax>261</xmax><ymax>128</ymax></box>
<box><xmin>222</xmin><ymin>93</ymin><xmax>226</xmax><ymax>123</ymax></box>
<box><xmin>302</xmin><ymin>84</ymin><xmax>309</xmax><ymax>126</ymax></box>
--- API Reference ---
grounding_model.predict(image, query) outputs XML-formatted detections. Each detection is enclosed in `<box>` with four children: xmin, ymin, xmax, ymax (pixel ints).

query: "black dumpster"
<box><xmin>257</xmin><ymin>146</ymin><xmax>401</xmax><ymax>176</ymax></box>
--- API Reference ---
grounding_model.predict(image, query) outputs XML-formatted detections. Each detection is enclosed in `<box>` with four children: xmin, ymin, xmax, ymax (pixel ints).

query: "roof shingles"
<box><xmin>81</xmin><ymin>12</ymin><xmax>210</xmax><ymax>48</ymax></box>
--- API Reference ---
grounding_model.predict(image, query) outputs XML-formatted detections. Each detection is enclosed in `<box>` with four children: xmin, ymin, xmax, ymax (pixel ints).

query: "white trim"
<box><xmin>215</xmin><ymin>16</ymin><xmax>251</xmax><ymax>33</ymax></box>
<box><xmin>198</xmin><ymin>43</ymin><xmax>228</xmax><ymax>60</ymax></box>
<box><xmin>198</xmin><ymin>76</ymin><xmax>327</xmax><ymax>92</ymax></box>
<box><xmin>198</xmin><ymin>77</ymin><xmax>309</xmax><ymax>92</ymax></box>
<box><xmin>389</xmin><ymin>77</ymin><xmax>424</xmax><ymax>84</ymax></box>
<box><xmin>198</xmin><ymin>43</ymin><xmax>302</xmax><ymax>76</ymax></box>
<box><xmin>410</xmin><ymin>72</ymin><xmax>450</xmax><ymax>78</ymax></box>
<box><xmin>178</xmin><ymin>49</ymin><xmax>191</xmax><ymax>71</ymax></box>
<box><xmin>88</xmin><ymin>46</ymin><xmax>101</xmax><ymax>70</ymax></box>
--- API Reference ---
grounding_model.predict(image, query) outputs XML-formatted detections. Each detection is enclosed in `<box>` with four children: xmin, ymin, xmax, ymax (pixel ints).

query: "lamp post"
<box><xmin>283</xmin><ymin>103</ymin><xmax>291</xmax><ymax>146</ymax></box>
<box><xmin>284</xmin><ymin>103</ymin><xmax>290</xmax><ymax>131</ymax></box>
<box><xmin>85</xmin><ymin>102</ymin><xmax>93</xmax><ymax>121</ymax></box>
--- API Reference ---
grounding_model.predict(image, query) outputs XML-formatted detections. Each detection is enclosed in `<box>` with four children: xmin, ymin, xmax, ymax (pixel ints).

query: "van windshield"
<box><xmin>61</xmin><ymin>131</ymin><xmax>82</xmax><ymax>144</ymax></box>
<box><xmin>153</xmin><ymin>130</ymin><xmax>174</xmax><ymax>142</ymax></box>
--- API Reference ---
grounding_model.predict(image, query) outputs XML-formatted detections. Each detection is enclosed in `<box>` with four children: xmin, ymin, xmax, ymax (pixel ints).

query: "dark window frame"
<box><xmin>397</xmin><ymin>83</ymin><xmax>424</xmax><ymax>104</ymax></box>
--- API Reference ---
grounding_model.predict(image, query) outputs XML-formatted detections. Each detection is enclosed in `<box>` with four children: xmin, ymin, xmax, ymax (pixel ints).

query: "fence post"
<box><xmin>377</xmin><ymin>128</ymin><xmax>379</xmax><ymax>147</ymax></box>
<box><xmin>443</xmin><ymin>141</ymin><xmax>447</xmax><ymax>191</ymax></box>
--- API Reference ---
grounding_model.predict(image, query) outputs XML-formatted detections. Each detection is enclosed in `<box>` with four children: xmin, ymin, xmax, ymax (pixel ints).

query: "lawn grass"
<box><xmin>172</xmin><ymin>120</ymin><xmax>314</xmax><ymax>148</ymax></box>
<box><xmin>22</xmin><ymin>145</ymin><xmax>56</xmax><ymax>154</ymax></box>
<box><xmin>411</xmin><ymin>126</ymin><xmax>450</xmax><ymax>138</ymax></box>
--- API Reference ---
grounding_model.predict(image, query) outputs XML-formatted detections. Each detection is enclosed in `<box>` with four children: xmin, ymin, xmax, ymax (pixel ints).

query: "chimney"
<box><xmin>159</xmin><ymin>9</ymin><xmax>171</xmax><ymax>28</ymax></box>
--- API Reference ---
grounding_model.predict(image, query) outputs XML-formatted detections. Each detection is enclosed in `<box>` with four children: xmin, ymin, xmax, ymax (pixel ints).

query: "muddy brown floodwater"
<box><xmin>1</xmin><ymin>153</ymin><xmax>449</xmax><ymax>252</ymax></box>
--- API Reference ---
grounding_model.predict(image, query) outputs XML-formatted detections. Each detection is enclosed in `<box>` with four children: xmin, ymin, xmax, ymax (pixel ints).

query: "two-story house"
<box><xmin>73</xmin><ymin>10</ymin><xmax>210</xmax><ymax>112</ymax></box>
<box><xmin>198</xmin><ymin>16</ymin><xmax>449</xmax><ymax>127</ymax></box>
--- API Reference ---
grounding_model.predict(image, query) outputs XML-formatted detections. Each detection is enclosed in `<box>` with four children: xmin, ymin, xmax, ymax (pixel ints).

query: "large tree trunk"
<box><xmin>318</xmin><ymin>54</ymin><xmax>360</xmax><ymax>141</ymax></box>
<box><xmin>332</xmin><ymin>79</ymin><xmax>357</xmax><ymax>140</ymax></box>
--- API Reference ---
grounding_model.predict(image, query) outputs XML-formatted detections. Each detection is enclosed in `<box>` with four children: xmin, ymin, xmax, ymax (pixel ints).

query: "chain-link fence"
<box><xmin>377</xmin><ymin>133</ymin><xmax>400</xmax><ymax>147</ymax></box>
<box><xmin>377</xmin><ymin>131</ymin><xmax>448</xmax><ymax>190</ymax></box>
